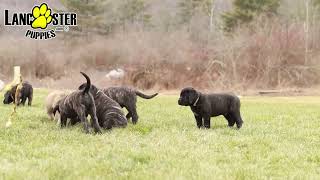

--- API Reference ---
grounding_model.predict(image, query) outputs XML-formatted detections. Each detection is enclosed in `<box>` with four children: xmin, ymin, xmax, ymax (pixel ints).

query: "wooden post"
<box><xmin>4</xmin><ymin>66</ymin><xmax>21</xmax><ymax>91</ymax></box>
<box><xmin>5</xmin><ymin>69</ymin><xmax>23</xmax><ymax>128</ymax></box>
<box><xmin>13</xmin><ymin>66</ymin><xmax>21</xmax><ymax>85</ymax></box>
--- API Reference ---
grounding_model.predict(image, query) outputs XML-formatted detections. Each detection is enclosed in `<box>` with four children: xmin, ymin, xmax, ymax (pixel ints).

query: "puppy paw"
<box><xmin>95</xmin><ymin>129</ymin><xmax>102</xmax><ymax>134</ymax></box>
<box><xmin>236</xmin><ymin>122</ymin><xmax>243</xmax><ymax>129</ymax></box>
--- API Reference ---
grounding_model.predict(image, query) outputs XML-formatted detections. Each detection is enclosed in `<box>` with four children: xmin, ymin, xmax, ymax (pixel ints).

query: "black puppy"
<box><xmin>53</xmin><ymin>72</ymin><xmax>102</xmax><ymax>134</ymax></box>
<box><xmin>78</xmin><ymin>84</ymin><xmax>128</xmax><ymax>129</ymax></box>
<box><xmin>3</xmin><ymin>82</ymin><xmax>33</xmax><ymax>106</ymax></box>
<box><xmin>178</xmin><ymin>87</ymin><xmax>243</xmax><ymax>129</ymax></box>
<box><xmin>103</xmin><ymin>87</ymin><xmax>158</xmax><ymax>124</ymax></box>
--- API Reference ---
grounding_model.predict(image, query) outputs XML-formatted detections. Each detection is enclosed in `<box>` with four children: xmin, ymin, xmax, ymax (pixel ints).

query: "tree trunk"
<box><xmin>305</xmin><ymin>0</ymin><xmax>309</xmax><ymax>64</ymax></box>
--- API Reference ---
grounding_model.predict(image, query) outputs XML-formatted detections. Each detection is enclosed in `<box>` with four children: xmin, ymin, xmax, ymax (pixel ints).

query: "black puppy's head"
<box><xmin>178</xmin><ymin>87</ymin><xmax>199</xmax><ymax>106</ymax></box>
<box><xmin>78</xmin><ymin>83</ymin><xmax>98</xmax><ymax>95</ymax></box>
<box><xmin>3</xmin><ymin>91</ymin><xmax>13</xmax><ymax>104</ymax></box>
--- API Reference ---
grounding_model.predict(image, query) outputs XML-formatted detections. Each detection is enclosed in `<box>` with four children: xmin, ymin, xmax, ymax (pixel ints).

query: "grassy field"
<box><xmin>0</xmin><ymin>89</ymin><xmax>320</xmax><ymax>179</ymax></box>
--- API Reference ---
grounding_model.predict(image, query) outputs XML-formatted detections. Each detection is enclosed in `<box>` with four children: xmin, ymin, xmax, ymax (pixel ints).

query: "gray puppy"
<box><xmin>78</xmin><ymin>83</ymin><xmax>128</xmax><ymax>130</ymax></box>
<box><xmin>53</xmin><ymin>72</ymin><xmax>102</xmax><ymax>134</ymax></box>
<box><xmin>178</xmin><ymin>87</ymin><xmax>243</xmax><ymax>129</ymax></box>
<box><xmin>103</xmin><ymin>87</ymin><xmax>158</xmax><ymax>124</ymax></box>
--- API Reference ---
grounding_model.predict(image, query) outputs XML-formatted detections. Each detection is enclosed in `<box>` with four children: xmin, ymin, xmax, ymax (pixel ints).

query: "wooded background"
<box><xmin>0</xmin><ymin>0</ymin><xmax>319</xmax><ymax>90</ymax></box>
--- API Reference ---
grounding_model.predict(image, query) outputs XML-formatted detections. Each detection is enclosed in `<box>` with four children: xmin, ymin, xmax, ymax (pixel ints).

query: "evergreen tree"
<box><xmin>59</xmin><ymin>0</ymin><xmax>111</xmax><ymax>34</ymax></box>
<box><xmin>117</xmin><ymin>0</ymin><xmax>151</xmax><ymax>30</ymax></box>
<box><xmin>222</xmin><ymin>0</ymin><xmax>280</xmax><ymax>32</ymax></box>
<box><xmin>60</xmin><ymin>0</ymin><xmax>150</xmax><ymax>35</ymax></box>
<box><xmin>178</xmin><ymin>0</ymin><xmax>213</xmax><ymax>25</ymax></box>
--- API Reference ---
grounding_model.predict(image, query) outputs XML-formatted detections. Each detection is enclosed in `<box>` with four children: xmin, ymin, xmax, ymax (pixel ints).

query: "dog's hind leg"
<box><xmin>80</xmin><ymin>116</ymin><xmax>90</xmax><ymax>133</ymax></box>
<box><xmin>76</xmin><ymin>110</ymin><xmax>90</xmax><ymax>133</ymax></box>
<box><xmin>88</xmin><ymin>107</ymin><xmax>102</xmax><ymax>134</ymax></box>
<box><xmin>224</xmin><ymin>114</ymin><xmax>236</xmax><ymax>127</ymax></box>
<box><xmin>20</xmin><ymin>97</ymin><xmax>27</xmax><ymax>106</ymax></box>
<box><xmin>27</xmin><ymin>94</ymin><xmax>33</xmax><ymax>106</ymax></box>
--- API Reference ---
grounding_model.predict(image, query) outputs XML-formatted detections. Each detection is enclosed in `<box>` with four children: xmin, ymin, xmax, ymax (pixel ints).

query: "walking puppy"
<box><xmin>178</xmin><ymin>87</ymin><xmax>243</xmax><ymax>129</ymax></box>
<box><xmin>53</xmin><ymin>72</ymin><xmax>102</xmax><ymax>134</ymax></box>
<box><xmin>78</xmin><ymin>84</ymin><xmax>128</xmax><ymax>129</ymax></box>
<box><xmin>103</xmin><ymin>87</ymin><xmax>158</xmax><ymax>124</ymax></box>
<box><xmin>3</xmin><ymin>82</ymin><xmax>33</xmax><ymax>106</ymax></box>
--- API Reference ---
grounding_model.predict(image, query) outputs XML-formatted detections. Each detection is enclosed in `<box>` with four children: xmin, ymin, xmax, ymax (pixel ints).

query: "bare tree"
<box><xmin>305</xmin><ymin>0</ymin><xmax>310</xmax><ymax>64</ymax></box>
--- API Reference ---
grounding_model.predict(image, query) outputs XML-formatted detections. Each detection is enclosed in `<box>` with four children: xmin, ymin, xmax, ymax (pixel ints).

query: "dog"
<box><xmin>45</xmin><ymin>91</ymin><xmax>70</xmax><ymax>120</ymax></box>
<box><xmin>53</xmin><ymin>72</ymin><xmax>102</xmax><ymax>134</ymax></box>
<box><xmin>103</xmin><ymin>87</ymin><xmax>158</xmax><ymax>124</ymax></box>
<box><xmin>78</xmin><ymin>84</ymin><xmax>128</xmax><ymax>129</ymax></box>
<box><xmin>3</xmin><ymin>82</ymin><xmax>33</xmax><ymax>106</ymax></box>
<box><xmin>178</xmin><ymin>87</ymin><xmax>243</xmax><ymax>129</ymax></box>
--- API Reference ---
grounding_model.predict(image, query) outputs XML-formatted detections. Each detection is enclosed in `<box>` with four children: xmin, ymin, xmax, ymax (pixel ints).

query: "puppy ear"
<box><xmin>188</xmin><ymin>89</ymin><xmax>198</xmax><ymax>105</ymax></box>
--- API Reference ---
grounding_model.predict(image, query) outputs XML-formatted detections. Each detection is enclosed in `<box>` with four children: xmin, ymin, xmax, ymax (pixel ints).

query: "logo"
<box><xmin>4</xmin><ymin>3</ymin><xmax>77</xmax><ymax>40</ymax></box>
<box><xmin>31</xmin><ymin>3</ymin><xmax>52</xmax><ymax>29</ymax></box>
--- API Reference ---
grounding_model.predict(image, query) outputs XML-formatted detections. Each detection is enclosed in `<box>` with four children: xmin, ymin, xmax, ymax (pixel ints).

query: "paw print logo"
<box><xmin>31</xmin><ymin>3</ymin><xmax>52</xmax><ymax>29</ymax></box>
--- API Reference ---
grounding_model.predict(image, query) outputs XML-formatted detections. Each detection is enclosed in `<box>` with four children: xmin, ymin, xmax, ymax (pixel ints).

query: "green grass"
<box><xmin>0</xmin><ymin>89</ymin><xmax>320</xmax><ymax>179</ymax></box>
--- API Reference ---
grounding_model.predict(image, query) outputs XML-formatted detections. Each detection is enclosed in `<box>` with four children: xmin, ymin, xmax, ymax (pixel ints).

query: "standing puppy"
<box><xmin>103</xmin><ymin>87</ymin><xmax>158</xmax><ymax>124</ymax></box>
<box><xmin>178</xmin><ymin>87</ymin><xmax>243</xmax><ymax>129</ymax></box>
<box><xmin>3</xmin><ymin>82</ymin><xmax>33</xmax><ymax>106</ymax></box>
<box><xmin>53</xmin><ymin>72</ymin><xmax>102</xmax><ymax>134</ymax></box>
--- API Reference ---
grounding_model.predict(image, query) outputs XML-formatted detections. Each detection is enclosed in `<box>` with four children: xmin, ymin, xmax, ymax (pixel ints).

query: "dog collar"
<box><xmin>193</xmin><ymin>95</ymin><xmax>200</xmax><ymax>106</ymax></box>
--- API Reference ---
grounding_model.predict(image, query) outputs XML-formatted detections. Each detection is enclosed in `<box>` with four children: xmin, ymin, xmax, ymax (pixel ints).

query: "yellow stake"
<box><xmin>5</xmin><ymin>75</ymin><xmax>23</xmax><ymax>128</ymax></box>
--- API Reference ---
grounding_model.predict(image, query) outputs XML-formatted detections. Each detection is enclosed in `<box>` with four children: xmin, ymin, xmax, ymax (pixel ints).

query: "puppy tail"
<box><xmin>80</xmin><ymin>72</ymin><xmax>91</xmax><ymax>95</ymax></box>
<box><xmin>135</xmin><ymin>91</ymin><xmax>158</xmax><ymax>99</ymax></box>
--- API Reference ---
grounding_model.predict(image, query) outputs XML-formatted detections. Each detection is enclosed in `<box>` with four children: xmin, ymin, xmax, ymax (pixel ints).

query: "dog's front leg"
<box><xmin>60</xmin><ymin>114</ymin><xmax>67</xmax><ymax>128</ymax></box>
<box><xmin>194</xmin><ymin>114</ymin><xmax>203</xmax><ymax>128</ymax></box>
<box><xmin>203</xmin><ymin>116</ymin><xmax>211</xmax><ymax>129</ymax></box>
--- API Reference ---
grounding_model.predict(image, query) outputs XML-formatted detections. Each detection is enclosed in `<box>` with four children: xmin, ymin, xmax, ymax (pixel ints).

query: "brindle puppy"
<box><xmin>53</xmin><ymin>72</ymin><xmax>102</xmax><ymax>134</ymax></box>
<box><xmin>178</xmin><ymin>87</ymin><xmax>243</xmax><ymax>129</ymax></box>
<box><xmin>78</xmin><ymin>84</ymin><xmax>127</xmax><ymax>129</ymax></box>
<box><xmin>3</xmin><ymin>82</ymin><xmax>33</xmax><ymax>106</ymax></box>
<box><xmin>103</xmin><ymin>87</ymin><xmax>158</xmax><ymax>124</ymax></box>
